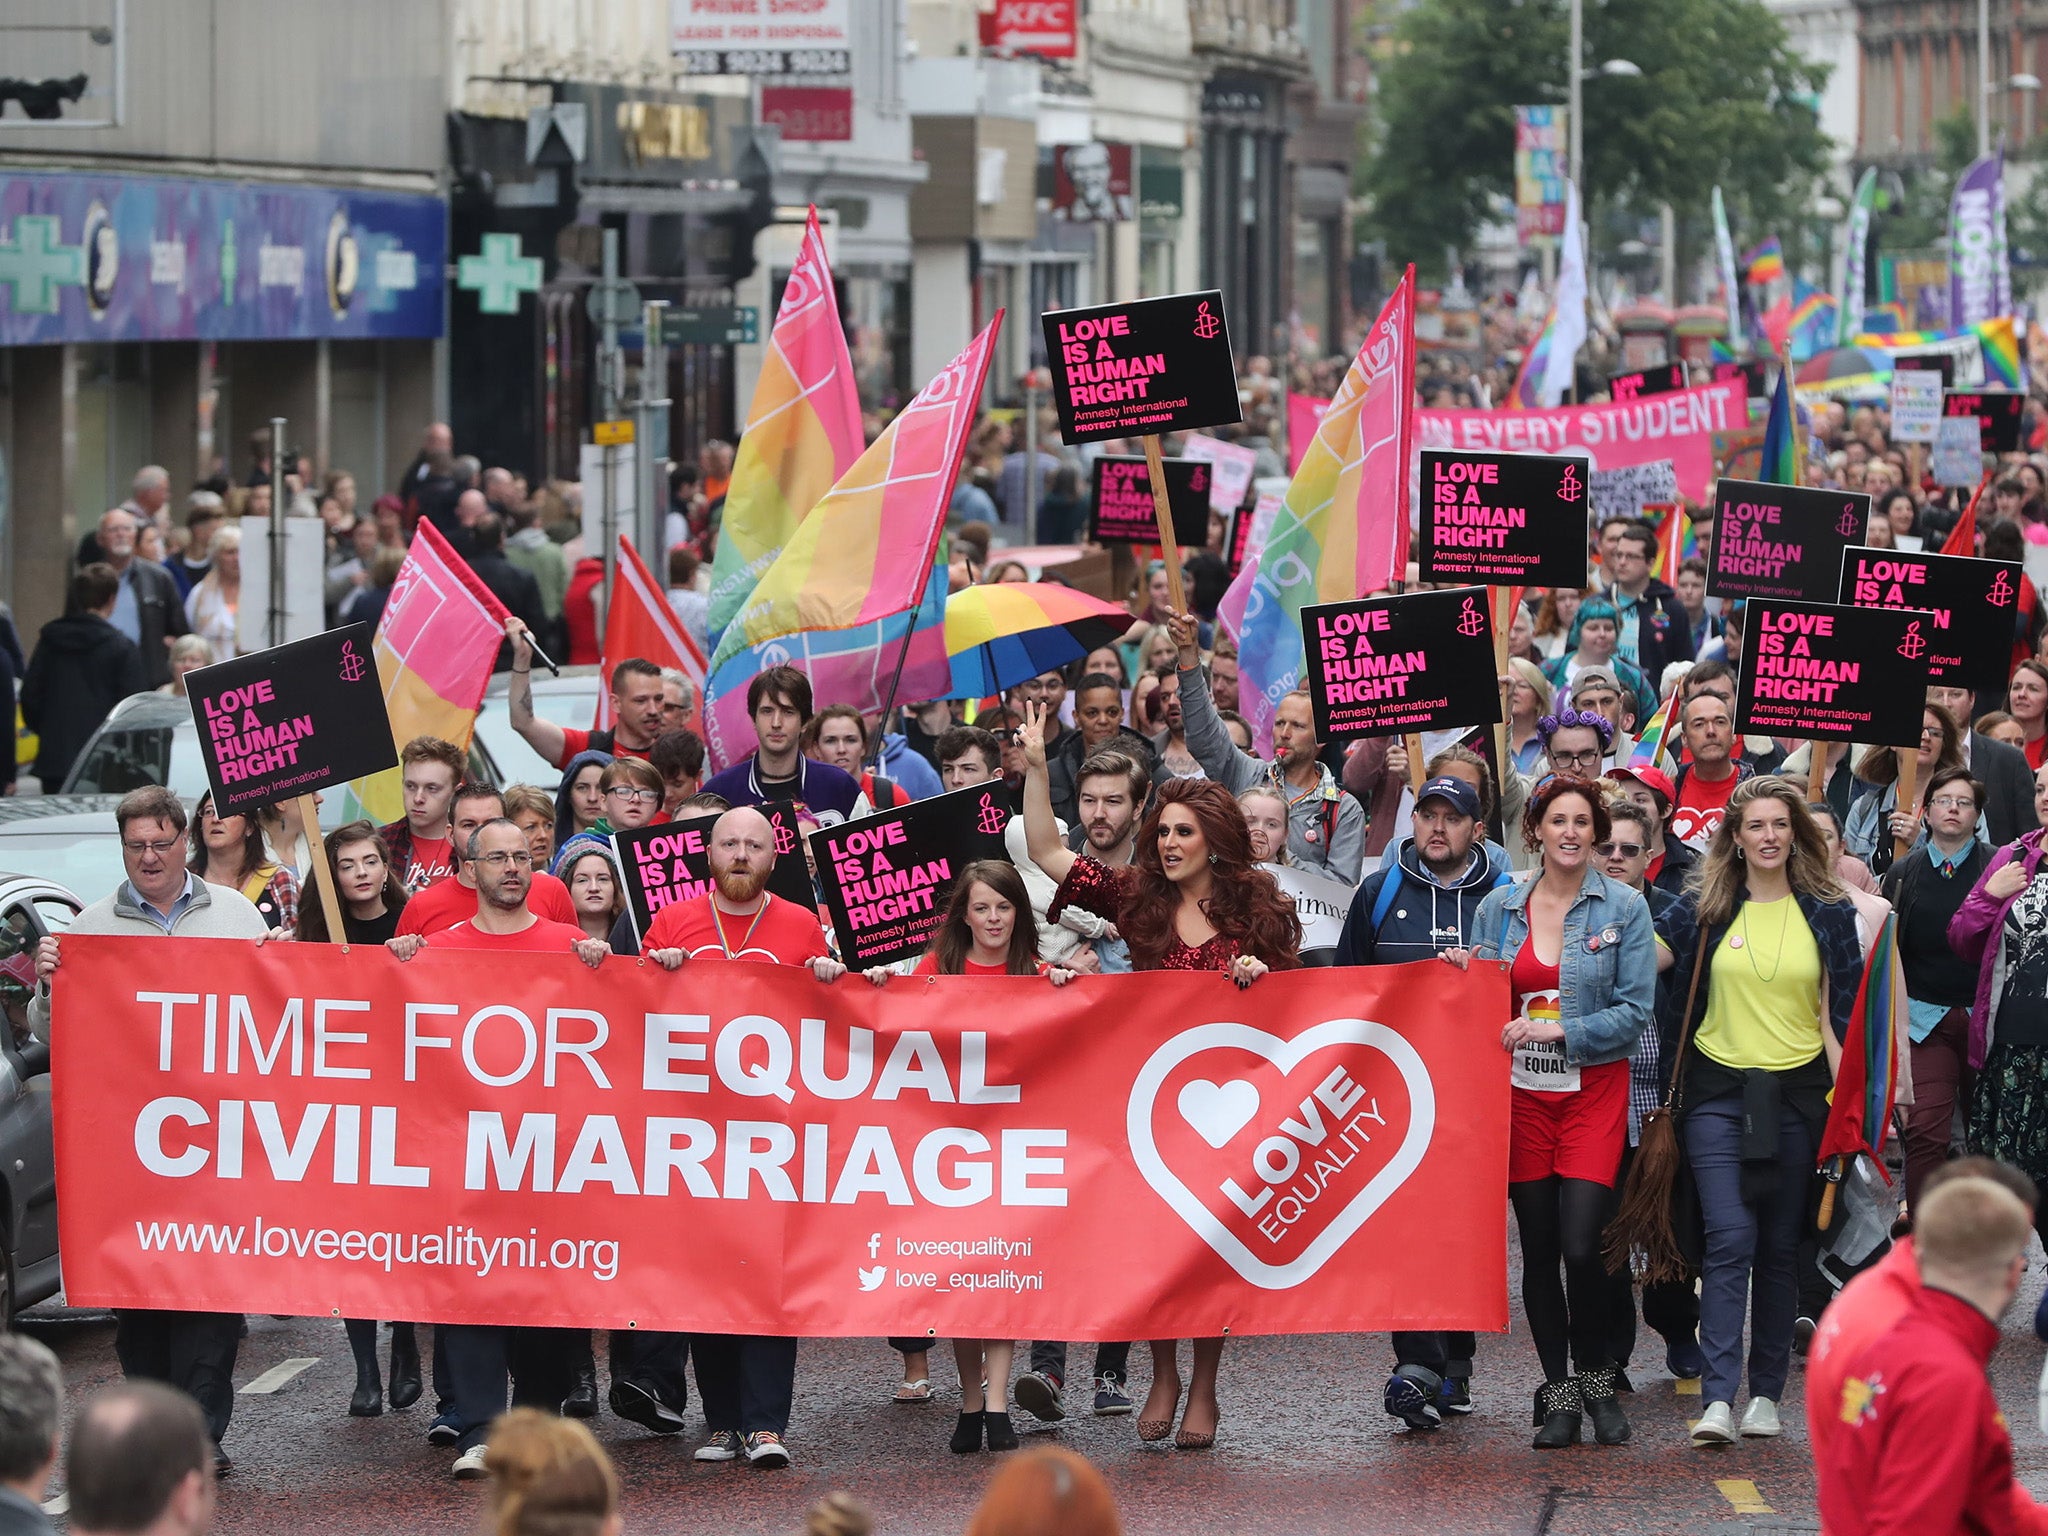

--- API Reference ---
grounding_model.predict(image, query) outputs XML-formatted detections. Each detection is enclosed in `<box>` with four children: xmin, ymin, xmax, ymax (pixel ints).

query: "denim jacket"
<box><xmin>1470</xmin><ymin>865</ymin><xmax>1655</xmax><ymax>1068</ymax></box>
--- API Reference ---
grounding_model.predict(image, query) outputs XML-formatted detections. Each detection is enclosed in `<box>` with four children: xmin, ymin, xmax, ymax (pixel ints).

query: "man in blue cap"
<box><xmin>1337</xmin><ymin>773</ymin><xmax>1510</xmax><ymax>1428</ymax></box>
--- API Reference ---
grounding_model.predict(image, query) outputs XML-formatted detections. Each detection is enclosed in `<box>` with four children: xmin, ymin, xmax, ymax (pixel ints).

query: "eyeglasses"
<box><xmin>1549</xmin><ymin>748</ymin><xmax>1604</xmax><ymax>769</ymax></box>
<box><xmin>1928</xmin><ymin>795</ymin><xmax>1978</xmax><ymax>810</ymax></box>
<box><xmin>1594</xmin><ymin>841</ymin><xmax>1645</xmax><ymax>858</ymax></box>
<box><xmin>122</xmin><ymin>837</ymin><xmax>180</xmax><ymax>856</ymax></box>
<box><xmin>604</xmin><ymin>786</ymin><xmax>661</xmax><ymax>803</ymax></box>
<box><xmin>474</xmin><ymin>850</ymin><xmax>534</xmax><ymax>868</ymax></box>
<box><xmin>1920</xmin><ymin>726</ymin><xmax>1943</xmax><ymax>741</ymax></box>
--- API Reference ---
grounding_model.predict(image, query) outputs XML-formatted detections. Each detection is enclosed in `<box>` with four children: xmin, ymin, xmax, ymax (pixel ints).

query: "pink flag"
<box><xmin>1286</xmin><ymin>392</ymin><xmax>1330</xmax><ymax>475</ymax></box>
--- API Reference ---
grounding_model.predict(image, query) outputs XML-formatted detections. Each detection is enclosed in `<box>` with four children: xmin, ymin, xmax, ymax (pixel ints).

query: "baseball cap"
<box><xmin>1416</xmin><ymin>775</ymin><xmax>1481</xmax><ymax>820</ymax></box>
<box><xmin>1570</xmin><ymin>665</ymin><xmax>1622</xmax><ymax>700</ymax></box>
<box><xmin>1605</xmin><ymin>764</ymin><xmax>1675</xmax><ymax>809</ymax></box>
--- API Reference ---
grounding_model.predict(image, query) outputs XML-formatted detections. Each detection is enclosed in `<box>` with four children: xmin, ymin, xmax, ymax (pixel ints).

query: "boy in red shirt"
<box><xmin>1815</xmin><ymin>1175</ymin><xmax>2048</xmax><ymax>1535</ymax></box>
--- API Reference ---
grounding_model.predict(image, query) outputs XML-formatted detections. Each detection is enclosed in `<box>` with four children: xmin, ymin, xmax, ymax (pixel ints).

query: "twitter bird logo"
<box><xmin>858</xmin><ymin>1266</ymin><xmax>887</xmax><ymax>1291</ymax></box>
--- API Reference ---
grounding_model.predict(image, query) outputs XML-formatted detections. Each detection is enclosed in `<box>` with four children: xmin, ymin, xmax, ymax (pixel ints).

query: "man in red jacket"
<box><xmin>1815</xmin><ymin>1175</ymin><xmax>2048</xmax><ymax>1535</ymax></box>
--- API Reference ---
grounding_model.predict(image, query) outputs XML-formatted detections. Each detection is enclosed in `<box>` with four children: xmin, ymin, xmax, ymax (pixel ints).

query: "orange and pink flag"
<box><xmin>705</xmin><ymin>206</ymin><xmax>864</xmax><ymax>646</ymax></box>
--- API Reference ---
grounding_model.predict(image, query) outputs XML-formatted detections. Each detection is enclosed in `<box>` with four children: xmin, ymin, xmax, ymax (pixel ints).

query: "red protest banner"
<box><xmin>52</xmin><ymin>938</ymin><xmax>1510</xmax><ymax>1338</ymax></box>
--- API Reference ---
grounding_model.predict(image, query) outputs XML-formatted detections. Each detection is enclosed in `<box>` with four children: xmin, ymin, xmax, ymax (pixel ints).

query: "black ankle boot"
<box><xmin>1531</xmin><ymin>1380</ymin><xmax>1582</xmax><ymax>1450</ymax></box>
<box><xmin>387</xmin><ymin>1325</ymin><xmax>422</xmax><ymax>1411</ymax></box>
<box><xmin>950</xmin><ymin>1410</ymin><xmax>986</xmax><ymax>1454</ymax></box>
<box><xmin>1578</xmin><ymin>1368</ymin><xmax>1630</xmax><ymax>1445</ymax></box>
<box><xmin>343</xmin><ymin>1319</ymin><xmax>382</xmax><ymax>1416</ymax></box>
<box><xmin>562</xmin><ymin>1364</ymin><xmax>599</xmax><ymax>1419</ymax></box>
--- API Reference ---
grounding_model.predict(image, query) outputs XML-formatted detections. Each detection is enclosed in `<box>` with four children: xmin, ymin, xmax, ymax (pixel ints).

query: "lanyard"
<box><xmin>708</xmin><ymin>898</ymin><xmax>769</xmax><ymax>958</ymax></box>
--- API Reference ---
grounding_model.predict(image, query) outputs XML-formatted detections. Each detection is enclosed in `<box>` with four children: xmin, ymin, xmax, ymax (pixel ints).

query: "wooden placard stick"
<box><xmin>1491</xmin><ymin>584</ymin><xmax>1515</xmax><ymax>786</ymax></box>
<box><xmin>1892</xmin><ymin>748</ymin><xmax>1919</xmax><ymax>868</ymax></box>
<box><xmin>1780</xmin><ymin>339</ymin><xmax>1830</xmax><ymax>806</ymax></box>
<box><xmin>1142</xmin><ymin>434</ymin><xmax>1188</xmax><ymax>616</ymax></box>
<box><xmin>299</xmin><ymin>792</ymin><xmax>345</xmax><ymax>945</ymax></box>
<box><xmin>1403</xmin><ymin>732</ymin><xmax>1427</xmax><ymax>796</ymax></box>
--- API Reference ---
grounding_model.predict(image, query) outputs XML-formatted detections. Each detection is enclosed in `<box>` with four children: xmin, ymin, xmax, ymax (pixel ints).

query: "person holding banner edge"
<box><xmin>1441</xmin><ymin>776</ymin><xmax>1654</xmax><ymax>1450</ymax></box>
<box><xmin>1018</xmin><ymin>700</ymin><xmax>1301</xmax><ymax>1450</ymax></box>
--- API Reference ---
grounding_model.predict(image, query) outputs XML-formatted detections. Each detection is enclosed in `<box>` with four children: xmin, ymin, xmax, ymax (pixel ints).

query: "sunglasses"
<box><xmin>1594</xmin><ymin>841</ymin><xmax>1645</xmax><ymax>859</ymax></box>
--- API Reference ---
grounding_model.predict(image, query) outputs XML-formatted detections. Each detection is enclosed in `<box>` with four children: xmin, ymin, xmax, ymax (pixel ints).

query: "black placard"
<box><xmin>188</xmin><ymin>623</ymin><xmax>396</xmax><ymax>817</ymax></box>
<box><xmin>1041</xmin><ymin>290</ymin><xmax>1242</xmax><ymax>444</ymax></box>
<box><xmin>809</xmin><ymin>784</ymin><xmax>1015</xmax><ymax>970</ymax></box>
<box><xmin>1893</xmin><ymin>351</ymin><xmax>1956</xmax><ymax>388</ymax></box>
<box><xmin>1705</xmin><ymin>477</ymin><xmax>1870</xmax><ymax>602</ymax></box>
<box><xmin>1837</xmin><ymin>546</ymin><xmax>2026</xmax><ymax>690</ymax></box>
<box><xmin>1943</xmin><ymin>389</ymin><xmax>2026</xmax><ymax>454</ymax></box>
<box><xmin>610</xmin><ymin>799</ymin><xmax>814</xmax><ymax>945</ymax></box>
<box><xmin>1418</xmin><ymin>448</ymin><xmax>1591</xmax><ymax>586</ymax></box>
<box><xmin>1712</xmin><ymin>359</ymin><xmax>1770</xmax><ymax>399</ymax></box>
<box><xmin>1608</xmin><ymin>362</ymin><xmax>1687</xmax><ymax>401</ymax></box>
<box><xmin>1735</xmin><ymin>600</ymin><xmax>1932</xmax><ymax>745</ymax></box>
<box><xmin>1089</xmin><ymin>455</ymin><xmax>1211</xmax><ymax>546</ymax></box>
<box><xmin>1300</xmin><ymin>588</ymin><xmax>1503</xmax><ymax>741</ymax></box>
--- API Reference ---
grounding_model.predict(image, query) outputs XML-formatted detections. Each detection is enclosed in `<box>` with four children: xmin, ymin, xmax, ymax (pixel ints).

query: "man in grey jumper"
<box><xmin>31</xmin><ymin>786</ymin><xmax>268</xmax><ymax>1471</ymax></box>
<box><xmin>1167</xmin><ymin>611</ymin><xmax>1365</xmax><ymax>883</ymax></box>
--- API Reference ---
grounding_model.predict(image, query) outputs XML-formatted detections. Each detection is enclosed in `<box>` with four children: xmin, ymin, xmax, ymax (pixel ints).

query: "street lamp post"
<box><xmin>1980</xmin><ymin>0</ymin><xmax>1993</xmax><ymax>158</ymax></box>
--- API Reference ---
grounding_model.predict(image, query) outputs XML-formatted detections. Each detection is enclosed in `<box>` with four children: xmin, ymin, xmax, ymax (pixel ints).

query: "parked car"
<box><xmin>476</xmin><ymin>666</ymin><xmax>603</xmax><ymax>789</ymax></box>
<box><xmin>0</xmin><ymin>871</ymin><xmax>81</xmax><ymax>1322</ymax></box>
<box><xmin>60</xmin><ymin>693</ymin><xmax>504</xmax><ymax>819</ymax></box>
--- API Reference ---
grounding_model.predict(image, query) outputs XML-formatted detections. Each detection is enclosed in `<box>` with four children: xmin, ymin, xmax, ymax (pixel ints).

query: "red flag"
<box><xmin>594</xmin><ymin>538</ymin><xmax>709</xmax><ymax>734</ymax></box>
<box><xmin>1939</xmin><ymin>470</ymin><xmax>1993</xmax><ymax>557</ymax></box>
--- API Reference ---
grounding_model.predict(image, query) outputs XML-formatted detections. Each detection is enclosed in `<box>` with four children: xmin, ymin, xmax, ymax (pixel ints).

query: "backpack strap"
<box><xmin>1368</xmin><ymin>864</ymin><xmax>1404</xmax><ymax>935</ymax></box>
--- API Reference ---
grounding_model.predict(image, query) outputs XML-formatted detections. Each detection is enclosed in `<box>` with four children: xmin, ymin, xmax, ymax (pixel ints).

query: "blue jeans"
<box><xmin>1681</xmin><ymin>1094</ymin><xmax>1814</xmax><ymax>1407</ymax></box>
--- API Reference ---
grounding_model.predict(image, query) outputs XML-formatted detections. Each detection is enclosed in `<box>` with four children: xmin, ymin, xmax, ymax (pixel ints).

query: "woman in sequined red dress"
<box><xmin>1018</xmin><ymin>701</ymin><xmax>1302</xmax><ymax>1449</ymax></box>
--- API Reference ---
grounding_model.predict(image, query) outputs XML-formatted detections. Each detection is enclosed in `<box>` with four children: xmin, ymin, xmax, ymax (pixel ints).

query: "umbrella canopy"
<box><xmin>1793</xmin><ymin>345</ymin><xmax>1892</xmax><ymax>404</ymax></box>
<box><xmin>945</xmin><ymin>582</ymin><xmax>1135</xmax><ymax>700</ymax></box>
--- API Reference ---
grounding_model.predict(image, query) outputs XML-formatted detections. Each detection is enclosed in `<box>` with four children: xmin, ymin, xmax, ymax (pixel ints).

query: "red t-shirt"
<box><xmin>550</xmin><ymin>729</ymin><xmax>654</xmax><ymax>771</ymax></box>
<box><xmin>1669</xmin><ymin>768</ymin><xmax>1740</xmax><ymax>851</ymax></box>
<box><xmin>2028</xmin><ymin>734</ymin><xmax>2048</xmax><ymax>773</ymax></box>
<box><xmin>432</xmin><ymin>916</ymin><xmax>591</xmax><ymax>953</ymax></box>
<box><xmin>396</xmin><ymin>871</ymin><xmax>578</xmax><ymax>936</ymax></box>
<box><xmin>1806</xmin><ymin>1238</ymin><xmax>1919</xmax><ymax>1469</ymax></box>
<box><xmin>402</xmin><ymin>834</ymin><xmax>455</xmax><ymax>892</ymax></box>
<box><xmin>643</xmin><ymin>892</ymin><xmax>828</xmax><ymax>966</ymax></box>
<box><xmin>911</xmin><ymin>954</ymin><xmax>1041</xmax><ymax>976</ymax></box>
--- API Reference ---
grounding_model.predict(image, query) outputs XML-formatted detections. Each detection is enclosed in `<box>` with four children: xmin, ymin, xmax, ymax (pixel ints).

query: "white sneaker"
<box><xmin>451</xmin><ymin>1445</ymin><xmax>489</xmax><ymax>1480</ymax></box>
<box><xmin>1741</xmin><ymin>1396</ymin><xmax>1781</xmax><ymax>1437</ymax></box>
<box><xmin>1690</xmin><ymin>1401</ymin><xmax>1736</xmax><ymax>1445</ymax></box>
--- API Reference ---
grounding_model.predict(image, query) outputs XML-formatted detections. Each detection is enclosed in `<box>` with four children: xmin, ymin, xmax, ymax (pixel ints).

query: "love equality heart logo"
<box><xmin>1128</xmin><ymin>1018</ymin><xmax>1435</xmax><ymax>1290</ymax></box>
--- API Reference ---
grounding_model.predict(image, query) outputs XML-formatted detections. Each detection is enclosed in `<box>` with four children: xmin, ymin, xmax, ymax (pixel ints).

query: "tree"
<box><xmin>1362</xmin><ymin>0</ymin><xmax>1831</xmax><ymax>278</ymax></box>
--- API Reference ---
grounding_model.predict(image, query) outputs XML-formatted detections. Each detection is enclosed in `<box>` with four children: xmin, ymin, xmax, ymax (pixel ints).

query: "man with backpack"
<box><xmin>1335</xmin><ymin>775</ymin><xmax>1509</xmax><ymax>1430</ymax></box>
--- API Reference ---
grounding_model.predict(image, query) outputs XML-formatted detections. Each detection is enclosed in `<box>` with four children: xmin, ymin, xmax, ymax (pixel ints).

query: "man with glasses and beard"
<box><xmin>393</xmin><ymin>818</ymin><xmax>605</xmax><ymax>1478</ymax></box>
<box><xmin>639</xmin><ymin>807</ymin><xmax>845</xmax><ymax>1470</ymax></box>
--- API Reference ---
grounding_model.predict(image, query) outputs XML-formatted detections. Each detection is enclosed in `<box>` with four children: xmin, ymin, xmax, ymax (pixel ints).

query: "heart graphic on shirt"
<box><xmin>1177</xmin><ymin>1078</ymin><xmax>1262</xmax><ymax>1148</ymax></box>
<box><xmin>1128</xmin><ymin>1018</ymin><xmax>1436</xmax><ymax>1290</ymax></box>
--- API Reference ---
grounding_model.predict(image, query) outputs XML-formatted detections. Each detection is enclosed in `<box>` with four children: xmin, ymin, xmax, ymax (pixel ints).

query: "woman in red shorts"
<box><xmin>1445</xmin><ymin>776</ymin><xmax>1654</xmax><ymax>1450</ymax></box>
<box><xmin>1017</xmin><ymin>700</ymin><xmax>1301</xmax><ymax>1451</ymax></box>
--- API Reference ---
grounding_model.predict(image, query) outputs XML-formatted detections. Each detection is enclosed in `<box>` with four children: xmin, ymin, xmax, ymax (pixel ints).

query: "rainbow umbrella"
<box><xmin>945</xmin><ymin>582</ymin><xmax>1136</xmax><ymax>700</ymax></box>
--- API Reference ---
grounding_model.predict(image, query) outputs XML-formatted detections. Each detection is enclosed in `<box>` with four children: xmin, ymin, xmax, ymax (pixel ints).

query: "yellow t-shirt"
<box><xmin>1695</xmin><ymin>894</ymin><xmax>1824</xmax><ymax>1072</ymax></box>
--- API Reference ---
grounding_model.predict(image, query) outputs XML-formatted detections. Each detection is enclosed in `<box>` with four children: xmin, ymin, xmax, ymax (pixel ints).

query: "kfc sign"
<box><xmin>982</xmin><ymin>0</ymin><xmax>1077</xmax><ymax>57</ymax></box>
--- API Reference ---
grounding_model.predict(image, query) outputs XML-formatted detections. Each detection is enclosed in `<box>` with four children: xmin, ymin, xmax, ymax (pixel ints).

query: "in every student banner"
<box><xmin>1418</xmin><ymin>449</ymin><xmax>1591</xmax><ymax>587</ymax></box>
<box><xmin>1706</xmin><ymin>479</ymin><xmax>1871</xmax><ymax>603</ymax></box>
<box><xmin>1734</xmin><ymin>601</ymin><xmax>1932</xmax><ymax>745</ymax></box>
<box><xmin>810</xmin><ymin>785</ymin><xmax>1014</xmax><ymax>970</ymax></box>
<box><xmin>1837</xmin><ymin>547</ymin><xmax>2023</xmax><ymax>690</ymax></box>
<box><xmin>611</xmin><ymin>800</ymin><xmax>814</xmax><ymax>945</ymax></box>
<box><xmin>1300</xmin><ymin>588</ymin><xmax>1502</xmax><ymax>741</ymax></box>
<box><xmin>1041</xmin><ymin>291</ymin><xmax>1241</xmax><ymax>444</ymax></box>
<box><xmin>1089</xmin><ymin>456</ymin><xmax>1210</xmax><ymax>546</ymax></box>
<box><xmin>50</xmin><ymin>938</ymin><xmax>1511</xmax><ymax>1336</ymax></box>
<box><xmin>1417</xmin><ymin>378</ymin><xmax>1746</xmax><ymax>502</ymax></box>
<box><xmin>188</xmin><ymin>624</ymin><xmax>396</xmax><ymax>817</ymax></box>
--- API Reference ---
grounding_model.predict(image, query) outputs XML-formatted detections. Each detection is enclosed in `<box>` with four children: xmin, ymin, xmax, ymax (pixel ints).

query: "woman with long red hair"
<box><xmin>1018</xmin><ymin>700</ymin><xmax>1301</xmax><ymax>1450</ymax></box>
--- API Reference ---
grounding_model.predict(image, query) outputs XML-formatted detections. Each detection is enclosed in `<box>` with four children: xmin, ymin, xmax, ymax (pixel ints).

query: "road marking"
<box><xmin>240</xmin><ymin>1356</ymin><xmax>320</xmax><ymax>1394</ymax></box>
<box><xmin>1716</xmin><ymin>1478</ymin><xmax>1774</xmax><ymax>1514</ymax></box>
<box><xmin>1674</xmin><ymin>1376</ymin><xmax>1701</xmax><ymax>1395</ymax></box>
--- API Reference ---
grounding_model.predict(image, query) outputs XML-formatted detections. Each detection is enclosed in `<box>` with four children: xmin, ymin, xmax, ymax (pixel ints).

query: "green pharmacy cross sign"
<box><xmin>0</xmin><ymin>215</ymin><xmax>86</xmax><ymax>315</ymax></box>
<box><xmin>458</xmin><ymin>233</ymin><xmax>543</xmax><ymax>315</ymax></box>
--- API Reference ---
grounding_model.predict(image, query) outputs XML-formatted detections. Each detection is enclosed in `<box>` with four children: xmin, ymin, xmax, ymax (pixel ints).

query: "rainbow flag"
<box><xmin>1852</xmin><ymin>317</ymin><xmax>2023</xmax><ymax>388</ymax></box>
<box><xmin>1506</xmin><ymin>306</ymin><xmax>1555</xmax><ymax>408</ymax></box>
<box><xmin>1629</xmin><ymin>690</ymin><xmax>1677</xmax><ymax>771</ymax></box>
<box><xmin>710</xmin><ymin>315</ymin><xmax>1001</xmax><ymax>667</ymax></box>
<box><xmin>1744</xmin><ymin>237</ymin><xmax>1786</xmax><ymax>287</ymax></box>
<box><xmin>341</xmin><ymin>520</ymin><xmax>509</xmax><ymax>824</ymax></box>
<box><xmin>1237</xmin><ymin>268</ymin><xmax>1415</xmax><ymax>753</ymax></box>
<box><xmin>1818</xmin><ymin>912</ymin><xmax>1904</xmax><ymax>1181</ymax></box>
<box><xmin>1859</xmin><ymin>302</ymin><xmax>1910</xmax><ymax>336</ymax></box>
<box><xmin>705</xmin><ymin>207</ymin><xmax>864</xmax><ymax>646</ymax></box>
<box><xmin>1787</xmin><ymin>282</ymin><xmax>1838</xmax><ymax>363</ymax></box>
<box><xmin>1646</xmin><ymin>502</ymin><xmax>1695</xmax><ymax>578</ymax></box>
<box><xmin>1761</xmin><ymin>363</ymin><xmax>1799</xmax><ymax>485</ymax></box>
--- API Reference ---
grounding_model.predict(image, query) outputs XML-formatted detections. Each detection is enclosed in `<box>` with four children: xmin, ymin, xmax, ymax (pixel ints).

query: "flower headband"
<box><xmin>1536</xmin><ymin>707</ymin><xmax>1614</xmax><ymax>749</ymax></box>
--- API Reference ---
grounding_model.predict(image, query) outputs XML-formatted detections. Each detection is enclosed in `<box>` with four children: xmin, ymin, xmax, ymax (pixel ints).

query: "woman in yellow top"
<box><xmin>1655</xmin><ymin>777</ymin><xmax>1865</xmax><ymax>1448</ymax></box>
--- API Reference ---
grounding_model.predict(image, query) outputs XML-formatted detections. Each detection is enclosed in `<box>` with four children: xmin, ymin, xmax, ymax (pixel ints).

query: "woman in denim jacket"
<box><xmin>1444</xmin><ymin>776</ymin><xmax>1653</xmax><ymax>1450</ymax></box>
<box><xmin>1655</xmin><ymin>776</ymin><xmax>1862</xmax><ymax>1450</ymax></box>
